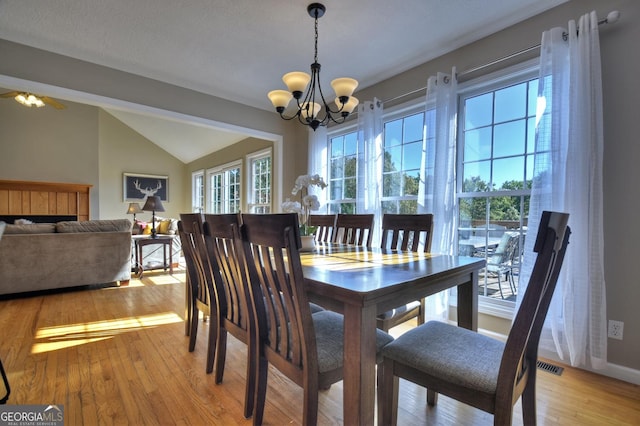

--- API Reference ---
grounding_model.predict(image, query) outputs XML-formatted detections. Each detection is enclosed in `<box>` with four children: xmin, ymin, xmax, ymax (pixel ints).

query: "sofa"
<box><xmin>0</xmin><ymin>219</ymin><xmax>132</xmax><ymax>296</ymax></box>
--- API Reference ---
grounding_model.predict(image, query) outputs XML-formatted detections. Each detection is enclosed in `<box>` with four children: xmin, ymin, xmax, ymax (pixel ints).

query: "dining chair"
<box><xmin>377</xmin><ymin>213</ymin><xmax>434</xmax><ymax>332</ymax></box>
<box><xmin>307</xmin><ymin>214</ymin><xmax>336</xmax><ymax>243</ymax></box>
<box><xmin>486</xmin><ymin>231</ymin><xmax>522</xmax><ymax>299</ymax></box>
<box><xmin>379</xmin><ymin>211</ymin><xmax>570</xmax><ymax>426</ymax></box>
<box><xmin>333</xmin><ymin>213</ymin><xmax>374</xmax><ymax>247</ymax></box>
<box><xmin>178</xmin><ymin>213</ymin><xmax>216</xmax><ymax>372</ymax></box>
<box><xmin>200</xmin><ymin>213</ymin><xmax>256</xmax><ymax>418</ymax></box>
<box><xmin>0</xmin><ymin>221</ymin><xmax>9</xmax><ymax>404</ymax></box>
<box><xmin>236</xmin><ymin>213</ymin><xmax>394</xmax><ymax>425</ymax></box>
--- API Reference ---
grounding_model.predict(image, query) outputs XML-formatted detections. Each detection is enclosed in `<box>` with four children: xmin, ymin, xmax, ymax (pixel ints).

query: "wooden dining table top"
<box><xmin>301</xmin><ymin>243</ymin><xmax>485</xmax><ymax>314</ymax></box>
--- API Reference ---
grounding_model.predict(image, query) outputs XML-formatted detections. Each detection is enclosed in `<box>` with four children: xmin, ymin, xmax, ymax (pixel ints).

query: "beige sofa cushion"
<box><xmin>4</xmin><ymin>223</ymin><xmax>56</xmax><ymax>234</ymax></box>
<box><xmin>56</xmin><ymin>219</ymin><xmax>131</xmax><ymax>233</ymax></box>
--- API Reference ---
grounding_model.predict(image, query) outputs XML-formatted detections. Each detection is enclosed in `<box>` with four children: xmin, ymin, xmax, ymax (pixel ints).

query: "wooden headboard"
<box><xmin>0</xmin><ymin>180</ymin><xmax>92</xmax><ymax>221</ymax></box>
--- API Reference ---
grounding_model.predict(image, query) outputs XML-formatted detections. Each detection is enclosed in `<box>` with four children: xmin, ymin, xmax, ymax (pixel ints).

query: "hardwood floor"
<box><xmin>0</xmin><ymin>270</ymin><xmax>638</xmax><ymax>425</ymax></box>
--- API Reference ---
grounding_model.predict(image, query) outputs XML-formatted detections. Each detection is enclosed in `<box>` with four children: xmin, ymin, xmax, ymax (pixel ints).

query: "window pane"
<box><xmin>345</xmin><ymin>177</ymin><xmax>356</xmax><ymax>199</ymax></box>
<box><xmin>494</xmin><ymin>120</ymin><xmax>526</xmax><ymax>157</ymax></box>
<box><xmin>383</xmin><ymin>172</ymin><xmax>401</xmax><ymax>196</ymax></box>
<box><xmin>403</xmin><ymin>170</ymin><xmax>420</xmax><ymax>196</ymax></box>
<box><xmin>331</xmin><ymin>137</ymin><xmax>343</xmax><ymax>158</ymax></box>
<box><xmin>330</xmin><ymin>181</ymin><xmax>343</xmax><ymax>200</ymax></box>
<box><xmin>344</xmin><ymin>133</ymin><xmax>357</xmax><ymax>155</ymax></box>
<box><xmin>463</xmin><ymin>161</ymin><xmax>491</xmax><ymax>191</ymax></box>
<box><xmin>493</xmin><ymin>157</ymin><xmax>525</xmax><ymax>189</ymax></box>
<box><xmin>384</xmin><ymin>146</ymin><xmax>401</xmax><ymax>172</ymax></box>
<box><xmin>403</xmin><ymin>113</ymin><xmax>424</xmax><ymax>142</ymax></box>
<box><xmin>465</xmin><ymin>93</ymin><xmax>493</xmax><ymax>129</ymax></box>
<box><xmin>385</xmin><ymin>119</ymin><xmax>402</xmax><ymax>147</ymax></box>
<box><xmin>494</xmin><ymin>83</ymin><xmax>526</xmax><ymax>123</ymax></box>
<box><xmin>403</xmin><ymin>141</ymin><xmax>422</xmax><ymax>171</ymax></box>
<box><xmin>464</xmin><ymin>127</ymin><xmax>492</xmax><ymax>161</ymax></box>
<box><xmin>528</xmin><ymin>79</ymin><xmax>538</xmax><ymax>116</ymax></box>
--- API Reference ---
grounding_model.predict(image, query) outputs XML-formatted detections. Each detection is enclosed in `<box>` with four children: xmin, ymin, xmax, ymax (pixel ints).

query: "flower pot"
<box><xmin>300</xmin><ymin>235</ymin><xmax>316</xmax><ymax>252</ymax></box>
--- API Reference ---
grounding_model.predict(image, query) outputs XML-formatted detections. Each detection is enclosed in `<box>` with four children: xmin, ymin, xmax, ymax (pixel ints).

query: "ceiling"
<box><xmin>0</xmin><ymin>0</ymin><xmax>567</xmax><ymax>162</ymax></box>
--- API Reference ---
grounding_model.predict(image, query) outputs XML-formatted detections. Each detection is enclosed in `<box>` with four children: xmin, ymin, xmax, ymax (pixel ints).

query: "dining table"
<box><xmin>300</xmin><ymin>243</ymin><xmax>486</xmax><ymax>425</ymax></box>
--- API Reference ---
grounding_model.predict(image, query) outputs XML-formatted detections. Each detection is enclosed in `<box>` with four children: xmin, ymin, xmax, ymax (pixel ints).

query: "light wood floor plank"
<box><xmin>0</xmin><ymin>270</ymin><xmax>638</xmax><ymax>425</ymax></box>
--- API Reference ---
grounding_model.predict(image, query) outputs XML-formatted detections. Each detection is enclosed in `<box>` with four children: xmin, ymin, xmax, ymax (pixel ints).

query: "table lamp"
<box><xmin>126</xmin><ymin>202</ymin><xmax>143</xmax><ymax>221</ymax></box>
<box><xmin>142</xmin><ymin>195</ymin><xmax>165</xmax><ymax>238</ymax></box>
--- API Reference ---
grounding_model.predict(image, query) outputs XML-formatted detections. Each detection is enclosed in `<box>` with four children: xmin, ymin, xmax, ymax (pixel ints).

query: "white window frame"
<box><xmin>456</xmin><ymin>59</ymin><xmax>539</xmax><ymax>318</ymax></box>
<box><xmin>191</xmin><ymin>169</ymin><xmax>205</xmax><ymax>213</ymax></box>
<box><xmin>246</xmin><ymin>148</ymin><xmax>272</xmax><ymax>213</ymax></box>
<box><xmin>206</xmin><ymin>160</ymin><xmax>242</xmax><ymax>214</ymax></box>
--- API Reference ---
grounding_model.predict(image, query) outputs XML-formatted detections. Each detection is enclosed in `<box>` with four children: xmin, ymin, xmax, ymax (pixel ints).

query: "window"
<box><xmin>381</xmin><ymin>111</ymin><xmax>425</xmax><ymax>214</ymax></box>
<box><xmin>247</xmin><ymin>149</ymin><xmax>272</xmax><ymax>213</ymax></box>
<box><xmin>327</xmin><ymin>131</ymin><xmax>358</xmax><ymax>214</ymax></box>
<box><xmin>457</xmin><ymin>64</ymin><xmax>539</xmax><ymax>303</ymax></box>
<box><xmin>328</xmin><ymin>103</ymin><xmax>427</xmax><ymax>215</ymax></box>
<box><xmin>192</xmin><ymin>170</ymin><xmax>205</xmax><ymax>213</ymax></box>
<box><xmin>207</xmin><ymin>161</ymin><xmax>241</xmax><ymax>214</ymax></box>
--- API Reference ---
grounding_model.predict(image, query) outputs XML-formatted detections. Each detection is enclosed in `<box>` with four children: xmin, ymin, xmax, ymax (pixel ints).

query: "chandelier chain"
<box><xmin>314</xmin><ymin>12</ymin><xmax>319</xmax><ymax>64</ymax></box>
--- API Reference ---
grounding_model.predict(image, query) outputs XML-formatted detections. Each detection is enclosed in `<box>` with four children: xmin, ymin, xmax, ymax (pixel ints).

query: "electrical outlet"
<box><xmin>608</xmin><ymin>320</ymin><xmax>624</xmax><ymax>340</ymax></box>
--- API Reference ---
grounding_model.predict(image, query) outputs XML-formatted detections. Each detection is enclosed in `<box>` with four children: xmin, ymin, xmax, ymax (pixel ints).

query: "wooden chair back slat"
<box><xmin>334</xmin><ymin>214</ymin><xmax>374</xmax><ymax>247</ymax></box>
<box><xmin>307</xmin><ymin>214</ymin><xmax>336</xmax><ymax>243</ymax></box>
<box><xmin>380</xmin><ymin>214</ymin><xmax>434</xmax><ymax>253</ymax></box>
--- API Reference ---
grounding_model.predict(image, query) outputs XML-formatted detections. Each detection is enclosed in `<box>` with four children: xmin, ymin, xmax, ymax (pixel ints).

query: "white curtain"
<box><xmin>518</xmin><ymin>11</ymin><xmax>607</xmax><ymax>369</ymax></box>
<box><xmin>356</xmin><ymin>98</ymin><xmax>384</xmax><ymax>245</ymax></box>
<box><xmin>308</xmin><ymin>126</ymin><xmax>329</xmax><ymax>209</ymax></box>
<box><xmin>419</xmin><ymin>68</ymin><xmax>458</xmax><ymax>319</ymax></box>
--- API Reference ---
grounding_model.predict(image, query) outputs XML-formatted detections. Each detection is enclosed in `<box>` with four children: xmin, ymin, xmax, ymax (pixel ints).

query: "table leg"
<box><xmin>457</xmin><ymin>269</ymin><xmax>479</xmax><ymax>331</ymax></box>
<box><xmin>168</xmin><ymin>241</ymin><xmax>173</xmax><ymax>275</ymax></box>
<box><xmin>342</xmin><ymin>303</ymin><xmax>377</xmax><ymax>426</ymax></box>
<box><xmin>137</xmin><ymin>243</ymin><xmax>144</xmax><ymax>278</ymax></box>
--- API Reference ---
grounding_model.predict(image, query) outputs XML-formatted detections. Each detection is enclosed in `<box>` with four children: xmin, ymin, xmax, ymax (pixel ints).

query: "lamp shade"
<box><xmin>300</xmin><ymin>102</ymin><xmax>322</xmax><ymax>120</ymax></box>
<box><xmin>335</xmin><ymin>96</ymin><xmax>359</xmax><ymax>115</ymax></box>
<box><xmin>282</xmin><ymin>71</ymin><xmax>311</xmax><ymax>95</ymax></box>
<box><xmin>267</xmin><ymin>90</ymin><xmax>293</xmax><ymax>110</ymax></box>
<box><xmin>126</xmin><ymin>202</ymin><xmax>143</xmax><ymax>215</ymax></box>
<box><xmin>142</xmin><ymin>196</ymin><xmax>165</xmax><ymax>213</ymax></box>
<box><xmin>330</xmin><ymin>77</ymin><xmax>358</xmax><ymax>98</ymax></box>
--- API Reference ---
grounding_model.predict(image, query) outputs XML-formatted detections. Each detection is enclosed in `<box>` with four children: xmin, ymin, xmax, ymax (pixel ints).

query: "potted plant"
<box><xmin>281</xmin><ymin>173</ymin><xmax>327</xmax><ymax>250</ymax></box>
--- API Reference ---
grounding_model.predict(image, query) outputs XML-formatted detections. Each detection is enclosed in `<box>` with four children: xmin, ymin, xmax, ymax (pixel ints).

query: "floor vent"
<box><xmin>537</xmin><ymin>360</ymin><xmax>564</xmax><ymax>376</ymax></box>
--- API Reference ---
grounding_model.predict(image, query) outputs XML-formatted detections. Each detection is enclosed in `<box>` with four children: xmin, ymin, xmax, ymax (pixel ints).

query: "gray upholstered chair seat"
<box><xmin>377</xmin><ymin>300</ymin><xmax>421</xmax><ymax>320</ymax></box>
<box><xmin>382</xmin><ymin>320</ymin><xmax>504</xmax><ymax>394</ymax></box>
<box><xmin>309</xmin><ymin>302</ymin><xmax>325</xmax><ymax>314</ymax></box>
<box><xmin>313</xmin><ymin>310</ymin><xmax>394</xmax><ymax>373</ymax></box>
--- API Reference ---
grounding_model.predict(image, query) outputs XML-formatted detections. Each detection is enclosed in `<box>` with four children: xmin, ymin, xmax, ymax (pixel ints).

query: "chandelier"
<box><xmin>268</xmin><ymin>3</ymin><xmax>359</xmax><ymax>131</ymax></box>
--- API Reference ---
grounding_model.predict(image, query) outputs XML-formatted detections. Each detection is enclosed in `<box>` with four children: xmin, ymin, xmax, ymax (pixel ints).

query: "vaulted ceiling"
<box><xmin>0</xmin><ymin>0</ymin><xmax>567</xmax><ymax>162</ymax></box>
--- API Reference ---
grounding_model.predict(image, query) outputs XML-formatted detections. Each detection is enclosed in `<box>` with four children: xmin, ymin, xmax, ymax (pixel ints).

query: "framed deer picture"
<box><xmin>123</xmin><ymin>173</ymin><xmax>169</xmax><ymax>202</ymax></box>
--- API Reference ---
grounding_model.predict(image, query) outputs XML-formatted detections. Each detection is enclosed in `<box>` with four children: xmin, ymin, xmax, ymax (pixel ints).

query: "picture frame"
<box><xmin>123</xmin><ymin>173</ymin><xmax>169</xmax><ymax>202</ymax></box>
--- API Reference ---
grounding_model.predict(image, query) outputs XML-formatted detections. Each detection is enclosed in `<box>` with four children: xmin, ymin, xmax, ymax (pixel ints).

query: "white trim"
<box><xmin>477</xmin><ymin>328</ymin><xmax>640</xmax><ymax>385</ymax></box>
<box><xmin>191</xmin><ymin>169</ymin><xmax>205</xmax><ymax>213</ymax></box>
<box><xmin>537</xmin><ymin>348</ymin><xmax>640</xmax><ymax>386</ymax></box>
<box><xmin>245</xmin><ymin>148</ymin><xmax>273</xmax><ymax>213</ymax></box>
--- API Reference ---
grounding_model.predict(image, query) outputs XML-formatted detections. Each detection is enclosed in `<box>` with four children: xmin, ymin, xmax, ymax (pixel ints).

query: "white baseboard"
<box><xmin>478</xmin><ymin>328</ymin><xmax>640</xmax><ymax>385</ymax></box>
<box><xmin>538</xmin><ymin>348</ymin><xmax>640</xmax><ymax>385</ymax></box>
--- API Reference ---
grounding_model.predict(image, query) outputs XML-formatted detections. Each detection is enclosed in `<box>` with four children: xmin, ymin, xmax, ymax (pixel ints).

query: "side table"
<box><xmin>134</xmin><ymin>236</ymin><xmax>174</xmax><ymax>278</ymax></box>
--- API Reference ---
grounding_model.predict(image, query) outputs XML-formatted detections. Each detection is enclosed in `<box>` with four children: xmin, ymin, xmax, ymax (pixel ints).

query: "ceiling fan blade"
<box><xmin>0</xmin><ymin>91</ymin><xmax>21</xmax><ymax>98</ymax></box>
<box><xmin>41</xmin><ymin>96</ymin><xmax>66</xmax><ymax>109</ymax></box>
